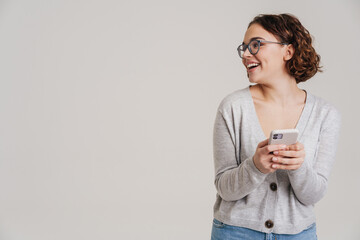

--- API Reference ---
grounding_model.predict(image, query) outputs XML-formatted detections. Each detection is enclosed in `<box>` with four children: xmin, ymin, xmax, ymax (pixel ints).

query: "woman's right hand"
<box><xmin>253</xmin><ymin>138</ymin><xmax>288</xmax><ymax>174</ymax></box>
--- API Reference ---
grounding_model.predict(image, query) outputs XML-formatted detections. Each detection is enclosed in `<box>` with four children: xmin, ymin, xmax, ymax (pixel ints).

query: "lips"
<box><xmin>246</xmin><ymin>61</ymin><xmax>260</xmax><ymax>70</ymax></box>
<box><xmin>246</xmin><ymin>61</ymin><xmax>260</xmax><ymax>66</ymax></box>
<box><xmin>247</xmin><ymin>64</ymin><xmax>260</xmax><ymax>72</ymax></box>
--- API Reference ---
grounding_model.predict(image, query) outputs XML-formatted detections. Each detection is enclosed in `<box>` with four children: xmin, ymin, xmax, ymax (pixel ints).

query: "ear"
<box><xmin>283</xmin><ymin>44</ymin><xmax>295</xmax><ymax>61</ymax></box>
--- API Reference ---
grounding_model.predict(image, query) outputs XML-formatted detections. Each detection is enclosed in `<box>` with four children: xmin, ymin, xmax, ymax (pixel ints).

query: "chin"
<box><xmin>248</xmin><ymin>74</ymin><xmax>260</xmax><ymax>83</ymax></box>
<box><xmin>249</xmin><ymin>77</ymin><xmax>266</xmax><ymax>86</ymax></box>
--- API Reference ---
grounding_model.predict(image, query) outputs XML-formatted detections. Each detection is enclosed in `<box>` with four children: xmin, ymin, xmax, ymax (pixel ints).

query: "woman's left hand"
<box><xmin>271</xmin><ymin>142</ymin><xmax>305</xmax><ymax>170</ymax></box>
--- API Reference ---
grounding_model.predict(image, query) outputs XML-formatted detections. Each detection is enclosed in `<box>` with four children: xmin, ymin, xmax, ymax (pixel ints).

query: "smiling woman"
<box><xmin>240</xmin><ymin>14</ymin><xmax>323</xmax><ymax>84</ymax></box>
<box><xmin>211</xmin><ymin>13</ymin><xmax>341</xmax><ymax>240</ymax></box>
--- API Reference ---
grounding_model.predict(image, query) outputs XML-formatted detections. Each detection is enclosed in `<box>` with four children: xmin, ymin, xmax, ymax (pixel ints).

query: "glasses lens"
<box><xmin>238</xmin><ymin>45</ymin><xmax>244</xmax><ymax>58</ymax></box>
<box><xmin>238</xmin><ymin>40</ymin><xmax>260</xmax><ymax>58</ymax></box>
<box><xmin>249</xmin><ymin>40</ymin><xmax>260</xmax><ymax>54</ymax></box>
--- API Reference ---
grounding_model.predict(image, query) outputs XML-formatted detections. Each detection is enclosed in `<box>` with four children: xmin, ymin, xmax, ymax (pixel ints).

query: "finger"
<box><xmin>273</xmin><ymin>150</ymin><xmax>302</xmax><ymax>158</ymax></box>
<box><xmin>264</xmin><ymin>144</ymin><xmax>288</xmax><ymax>153</ymax></box>
<box><xmin>258</xmin><ymin>138</ymin><xmax>269</xmax><ymax>148</ymax></box>
<box><xmin>272</xmin><ymin>163</ymin><xmax>301</xmax><ymax>170</ymax></box>
<box><xmin>287</xmin><ymin>142</ymin><xmax>304</xmax><ymax>151</ymax></box>
<box><xmin>272</xmin><ymin>156</ymin><xmax>302</xmax><ymax>165</ymax></box>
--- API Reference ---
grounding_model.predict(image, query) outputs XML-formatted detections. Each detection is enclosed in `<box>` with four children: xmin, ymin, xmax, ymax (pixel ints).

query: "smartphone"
<box><xmin>268</xmin><ymin>129</ymin><xmax>299</xmax><ymax>145</ymax></box>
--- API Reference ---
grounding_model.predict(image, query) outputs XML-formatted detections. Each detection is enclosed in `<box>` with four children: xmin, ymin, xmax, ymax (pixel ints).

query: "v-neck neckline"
<box><xmin>246</xmin><ymin>85</ymin><xmax>313</xmax><ymax>141</ymax></box>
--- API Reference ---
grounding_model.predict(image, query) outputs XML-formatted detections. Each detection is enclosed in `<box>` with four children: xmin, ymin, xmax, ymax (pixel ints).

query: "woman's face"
<box><xmin>241</xmin><ymin>23</ymin><xmax>290</xmax><ymax>84</ymax></box>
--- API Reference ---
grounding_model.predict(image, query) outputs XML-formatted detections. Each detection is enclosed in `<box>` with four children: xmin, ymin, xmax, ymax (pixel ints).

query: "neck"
<box><xmin>252</xmin><ymin>76</ymin><xmax>305</xmax><ymax>107</ymax></box>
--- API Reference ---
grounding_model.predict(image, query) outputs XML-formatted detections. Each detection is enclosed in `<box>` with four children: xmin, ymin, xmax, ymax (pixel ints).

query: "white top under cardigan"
<box><xmin>212</xmin><ymin>85</ymin><xmax>341</xmax><ymax>234</ymax></box>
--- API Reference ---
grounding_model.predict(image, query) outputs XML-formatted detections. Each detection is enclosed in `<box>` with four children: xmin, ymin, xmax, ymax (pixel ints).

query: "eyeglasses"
<box><xmin>237</xmin><ymin>39</ymin><xmax>289</xmax><ymax>58</ymax></box>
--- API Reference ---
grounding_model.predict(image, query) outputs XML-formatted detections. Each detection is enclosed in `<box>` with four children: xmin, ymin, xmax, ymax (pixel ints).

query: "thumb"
<box><xmin>258</xmin><ymin>138</ymin><xmax>269</xmax><ymax>148</ymax></box>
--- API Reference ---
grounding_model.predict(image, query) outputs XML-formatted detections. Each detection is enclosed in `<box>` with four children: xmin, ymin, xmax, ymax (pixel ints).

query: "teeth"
<box><xmin>247</xmin><ymin>63</ymin><xmax>260</xmax><ymax>68</ymax></box>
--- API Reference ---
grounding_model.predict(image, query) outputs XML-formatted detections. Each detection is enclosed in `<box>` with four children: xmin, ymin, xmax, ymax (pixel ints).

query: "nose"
<box><xmin>242</xmin><ymin>46</ymin><xmax>252</xmax><ymax>58</ymax></box>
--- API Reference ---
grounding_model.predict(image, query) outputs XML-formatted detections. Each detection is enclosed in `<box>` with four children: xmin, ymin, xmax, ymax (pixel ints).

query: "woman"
<box><xmin>211</xmin><ymin>13</ymin><xmax>341</xmax><ymax>239</ymax></box>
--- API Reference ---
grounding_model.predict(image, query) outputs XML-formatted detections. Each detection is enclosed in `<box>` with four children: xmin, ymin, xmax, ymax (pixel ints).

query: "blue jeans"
<box><xmin>211</xmin><ymin>218</ymin><xmax>317</xmax><ymax>240</ymax></box>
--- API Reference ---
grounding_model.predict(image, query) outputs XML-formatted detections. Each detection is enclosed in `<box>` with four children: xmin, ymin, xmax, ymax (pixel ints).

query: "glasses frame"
<box><xmin>237</xmin><ymin>39</ymin><xmax>289</xmax><ymax>58</ymax></box>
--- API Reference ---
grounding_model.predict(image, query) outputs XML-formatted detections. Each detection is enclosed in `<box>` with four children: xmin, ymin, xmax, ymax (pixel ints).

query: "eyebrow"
<box><xmin>242</xmin><ymin>37</ymin><xmax>265</xmax><ymax>44</ymax></box>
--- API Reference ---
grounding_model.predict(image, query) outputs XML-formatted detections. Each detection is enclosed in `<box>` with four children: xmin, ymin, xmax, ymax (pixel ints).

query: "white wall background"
<box><xmin>0</xmin><ymin>0</ymin><xmax>359</xmax><ymax>239</ymax></box>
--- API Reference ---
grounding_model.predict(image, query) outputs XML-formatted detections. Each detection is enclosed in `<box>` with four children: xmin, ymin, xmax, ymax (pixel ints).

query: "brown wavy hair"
<box><xmin>248</xmin><ymin>13</ymin><xmax>323</xmax><ymax>83</ymax></box>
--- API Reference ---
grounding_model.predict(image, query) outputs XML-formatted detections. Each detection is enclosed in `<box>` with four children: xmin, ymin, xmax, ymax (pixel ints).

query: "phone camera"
<box><xmin>273</xmin><ymin>133</ymin><xmax>283</xmax><ymax>140</ymax></box>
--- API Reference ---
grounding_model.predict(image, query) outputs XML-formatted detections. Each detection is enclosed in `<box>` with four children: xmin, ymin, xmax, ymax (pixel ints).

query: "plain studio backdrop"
<box><xmin>0</xmin><ymin>0</ymin><xmax>359</xmax><ymax>239</ymax></box>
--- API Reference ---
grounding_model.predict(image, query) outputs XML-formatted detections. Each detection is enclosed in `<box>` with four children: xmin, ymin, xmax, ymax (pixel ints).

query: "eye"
<box><xmin>250</xmin><ymin>41</ymin><xmax>259</xmax><ymax>50</ymax></box>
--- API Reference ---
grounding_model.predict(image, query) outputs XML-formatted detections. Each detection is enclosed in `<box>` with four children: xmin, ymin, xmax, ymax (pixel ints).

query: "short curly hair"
<box><xmin>248</xmin><ymin>13</ymin><xmax>323</xmax><ymax>83</ymax></box>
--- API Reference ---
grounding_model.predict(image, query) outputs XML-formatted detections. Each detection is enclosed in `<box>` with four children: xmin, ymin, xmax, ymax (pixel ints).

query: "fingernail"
<box><xmin>272</xmin><ymin>164</ymin><xmax>277</xmax><ymax>168</ymax></box>
<box><xmin>273</xmin><ymin>151</ymin><xmax>278</xmax><ymax>155</ymax></box>
<box><xmin>272</xmin><ymin>157</ymin><xmax>277</xmax><ymax>162</ymax></box>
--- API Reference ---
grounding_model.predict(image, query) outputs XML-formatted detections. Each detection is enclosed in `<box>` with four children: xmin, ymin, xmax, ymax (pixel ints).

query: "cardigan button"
<box><xmin>270</xmin><ymin>182</ymin><xmax>278</xmax><ymax>191</ymax></box>
<box><xmin>265</xmin><ymin>220</ymin><xmax>274</xmax><ymax>228</ymax></box>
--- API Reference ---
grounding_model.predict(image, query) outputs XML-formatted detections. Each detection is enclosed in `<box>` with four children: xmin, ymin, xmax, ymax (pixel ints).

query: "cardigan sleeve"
<box><xmin>213</xmin><ymin>109</ymin><xmax>267</xmax><ymax>202</ymax></box>
<box><xmin>287</xmin><ymin>107</ymin><xmax>342</xmax><ymax>205</ymax></box>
